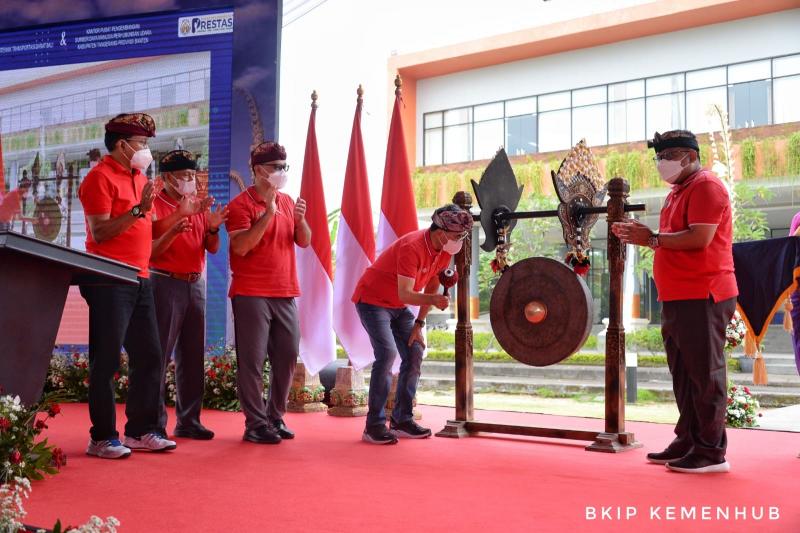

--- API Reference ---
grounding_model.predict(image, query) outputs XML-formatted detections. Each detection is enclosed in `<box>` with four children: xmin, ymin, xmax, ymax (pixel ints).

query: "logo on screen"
<box><xmin>178</xmin><ymin>12</ymin><xmax>234</xmax><ymax>38</ymax></box>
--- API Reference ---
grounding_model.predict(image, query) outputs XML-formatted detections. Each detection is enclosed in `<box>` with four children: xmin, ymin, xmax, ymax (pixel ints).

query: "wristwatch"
<box><xmin>130</xmin><ymin>204</ymin><xmax>145</xmax><ymax>218</ymax></box>
<box><xmin>414</xmin><ymin>319</ymin><xmax>425</xmax><ymax>327</ymax></box>
<box><xmin>647</xmin><ymin>232</ymin><xmax>660</xmax><ymax>249</ymax></box>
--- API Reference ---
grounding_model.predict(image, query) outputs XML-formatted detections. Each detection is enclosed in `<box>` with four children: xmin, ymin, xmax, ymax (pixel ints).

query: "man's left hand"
<box><xmin>294</xmin><ymin>198</ymin><xmax>307</xmax><ymax>223</ymax></box>
<box><xmin>611</xmin><ymin>219</ymin><xmax>653</xmax><ymax>247</ymax></box>
<box><xmin>207</xmin><ymin>203</ymin><xmax>229</xmax><ymax>231</ymax></box>
<box><xmin>407</xmin><ymin>324</ymin><xmax>426</xmax><ymax>349</ymax></box>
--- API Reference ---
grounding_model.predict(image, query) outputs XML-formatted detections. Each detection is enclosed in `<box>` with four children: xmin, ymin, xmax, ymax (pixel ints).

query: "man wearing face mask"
<box><xmin>612</xmin><ymin>129</ymin><xmax>737</xmax><ymax>474</ymax></box>
<box><xmin>78</xmin><ymin>113</ymin><xmax>177</xmax><ymax>459</ymax></box>
<box><xmin>352</xmin><ymin>204</ymin><xmax>473</xmax><ymax>444</ymax></box>
<box><xmin>149</xmin><ymin>150</ymin><xmax>229</xmax><ymax>440</ymax></box>
<box><xmin>227</xmin><ymin>141</ymin><xmax>311</xmax><ymax>444</ymax></box>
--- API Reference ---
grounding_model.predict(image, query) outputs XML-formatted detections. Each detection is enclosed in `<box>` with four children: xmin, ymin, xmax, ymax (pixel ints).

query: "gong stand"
<box><xmin>436</xmin><ymin>178</ymin><xmax>646</xmax><ymax>453</ymax></box>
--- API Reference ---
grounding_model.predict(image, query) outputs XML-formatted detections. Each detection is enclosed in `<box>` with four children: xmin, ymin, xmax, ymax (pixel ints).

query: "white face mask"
<box><xmin>657</xmin><ymin>156</ymin><xmax>687</xmax><ymax>184</ymax></box>
<box><xmin>268</xmin><ymin>169</ymin><xmax>288</xmax><ymax>190</ymax></box>
<box><xmin>172</xmin><ymin>177</ymin><xmax>196</xmax><ymax>197</ymax></box>
<box><xmin>125</xmin><ymin>142</ymin><xmax>153</xmax><ymax>172</ymax></box>
<box><xmin>442</xmin><ymin>237</ymin><xmax>463</xmax><ymax>255</ymax></box>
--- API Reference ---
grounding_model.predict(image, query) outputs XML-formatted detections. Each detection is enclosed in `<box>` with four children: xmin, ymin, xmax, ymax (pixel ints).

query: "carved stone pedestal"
<box><xmin>585</xmin><ymin>432</ymin><xmax>643</xmax><ymax>453</ymax></box>
<box><xmin>327</xmin><ymin>366</ymin><xmax>368</xmax><ymax>417</ymax></box>
<box><xmin>287</xmin><ymin>361</ymin><xmax>327</xmax><ymax>413</ymax></box>
<box><xmin>385</xmin><ymin>373</ymin><xmax>422</xmax><ymax>420</ymax></box>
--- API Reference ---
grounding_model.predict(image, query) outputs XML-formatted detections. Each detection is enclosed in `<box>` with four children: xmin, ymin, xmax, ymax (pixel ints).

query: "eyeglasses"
<box><xmin>170</xmin><ymin>172</ymin><xmax>196</xmax><ymax>182</ymax></box>
<box><xmin>447</xmin><ymin>231</ymin><xmax>469</xmax><ymax>242</ymax></box>
<box><xmin>266</xmin><ymin>163</ymin><xmax>290</xmax><ymax>172</ymax></box>
<box><xmin>653</xmin><ymin>150</ymin><xmax>690</xmax><ymax>162</ymax></box>
<box><xmin>126</xmin><ymin>138</ymin><xmax>149</xmax><ymax>149</ymax></box>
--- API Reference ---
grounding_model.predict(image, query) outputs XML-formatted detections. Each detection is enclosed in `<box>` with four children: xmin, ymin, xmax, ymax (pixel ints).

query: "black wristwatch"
<box><xmin>130</xmin><ymin>204</ymin><xmax>145</xmax><ymax>218</ymax></box>
<box><xmin>414</xmin><ymin>319</ymin><xmax>425</xmax><ymax>327</ymax></box>
<box><xmin>647</xmin><ymin>232</ymin><xmax>660</xmax><ymax>249</ymax></box>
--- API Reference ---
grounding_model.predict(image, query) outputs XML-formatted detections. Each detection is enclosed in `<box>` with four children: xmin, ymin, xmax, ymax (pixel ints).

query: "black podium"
<box><xmin>0</xmin><ymin>231</ymin><xmax>138</xmax><ymax>405</ymax></box>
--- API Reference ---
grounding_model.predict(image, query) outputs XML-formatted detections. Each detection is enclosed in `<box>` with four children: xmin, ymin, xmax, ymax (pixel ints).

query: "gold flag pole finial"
<box><xmin>394</xmin><ymin>74</ymin><xmax>402</xmax><ymax>97</ymax></box>
<box><xmin>357</xmin><ymin>84</ymin><xmax>364</xmax><ymax>105</ymax></box>
<box><xmin>311</xmin><ymin>90</ymin><xmax>318</xmax><ymax>110</ymax></box>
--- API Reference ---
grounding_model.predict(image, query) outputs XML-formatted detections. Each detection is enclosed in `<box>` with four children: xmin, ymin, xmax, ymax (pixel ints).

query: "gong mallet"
<box><xmin>439</xmin><ymin>267</ymin><xmax>459</xmax><ymax>296</ymax></box>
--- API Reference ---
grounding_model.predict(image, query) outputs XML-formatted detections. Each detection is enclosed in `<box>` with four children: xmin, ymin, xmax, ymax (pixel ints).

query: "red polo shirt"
<box><xmin>352</xmin><ymin>229</ymin><xmax>452</xmax><ymax>309</ymax></box>
<box><xmin>150</xmin><ymin>190</ymin><xmax>209</xmax><ymax>274</ymax></box>
<box><xmin>654</xmin><ymin>169</ymin><xmax>738</xmax><ymax>302</ymax></box>
<box><xmin>227</xmin><ymin>186</ymin><xmax>299</xmax><ymax>298</ymax></box>
<box><xmin>0</xmin><ymin>189</ymin><xmax>22</xmax><ymax>223</ymax></box>
<box><xmin>78</xmin><ymin>155</ymin><xmax>152</xmax><ymax>278</ymax></box>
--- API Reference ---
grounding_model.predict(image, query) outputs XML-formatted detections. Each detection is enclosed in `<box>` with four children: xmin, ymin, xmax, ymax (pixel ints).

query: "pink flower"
<box><xmin>35</xmin><ymin>419</ymin><xmax>48</xmax><ymax>430</ymax></box>
<box><xmin>10</xmin><ymin>450</ymin><xmax>22</xmax><ymax>464</ymax></box>
<box><xmin>0</xmin><ymin>417</ymin><xmax>11</xmax><ymax>431</ymax></box>
<box><xmin>48</xmin><ymin>403</ymin><xmax>62</xmax><ymax>417</ymax></box>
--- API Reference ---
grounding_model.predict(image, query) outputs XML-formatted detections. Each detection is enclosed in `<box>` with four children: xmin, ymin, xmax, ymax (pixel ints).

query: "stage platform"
<box><xmin>26</xmin><ymin>403</ymin><xmax>799</xmax><ymax>532</ymax></box>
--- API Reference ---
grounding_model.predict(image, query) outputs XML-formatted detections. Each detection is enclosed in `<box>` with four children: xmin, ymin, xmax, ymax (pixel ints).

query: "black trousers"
<box><xmin>661</xmin><ymin>296</ymin><xmax>736</xmax><ymax>462</ymax></box>
<box><xmin>80</xmin><ymin>278</ymin><xmax>162</xmax><ymax>441</ymax></box>
<box><xmin>152</xmin><ymin>274</ymin><xmax>207</xmax><ymax>432</ymax></box>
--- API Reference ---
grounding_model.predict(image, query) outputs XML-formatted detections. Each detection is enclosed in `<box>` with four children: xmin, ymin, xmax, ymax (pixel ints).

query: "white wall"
<box><xmin>277</xmin><ymin>0</ymin><xmax>653</xmax><ymax>213</ymax></box>
<box><xmin>415</xmin><ymin>9</ymin><xmax>800</xmax><ymax>163</ymax></box>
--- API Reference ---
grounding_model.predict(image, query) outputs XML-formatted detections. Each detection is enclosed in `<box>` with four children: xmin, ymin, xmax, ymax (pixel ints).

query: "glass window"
<box><xmin>189</xmin><ymin>79</ymin><xmax>204</xmax><ymax>102</ymax></box>
<box><xmin>572</xmin><ymin>86</ymin><xmax>606</xmax><ymax>107</ymax></box>
<box><xmin>538</xmin><ymin>91</ymin><xmax>570</xmax><ymax>111</ymax></box>
<box><xmin>609</xmin><ymin>80</ymin><xmax>644</xmax><ymax>102</ymax></box>
<box><xmin>505</xmin><ymin>114</ymin><xmax>537</xmax><ymax>156</ymax></box>
<box><xmin>161</xmin><ymin>84</ymin><xmax>176</xmax><ymax>107</ymax></box>
<box><xmin>424</xmin><ymin>129</ymin><xmax>442</xmax><ymax>166</ymax></box>
<box><xmin>474</xmin><ymin>102</ymin><xmax>503</xmax><ymax>122</ymax></box>
<box><xmin>572</xmin><ymin>104</ymin><xmax>607</xmax><ymax>146</ymax></box>
<box><xmin>538</xmin><ymin>109</ymin><xmax>571</xmax><ymax>152</ymax></box>
<box><xmin>729</xmin><ymin>80</ymin><xmax>770</xmax><ymax>128</ymax></box>
<box><xmin>505</xmin><ymin>96</ymin><xmax>536</xmax><ymax>116</ymax></box>
<box><xmin>646</xmin><ymin>93</ymin><xmax>685</xmax><ymax>133</ymax></box>
<box><xmin>444</xmin><ymin>107</ymin><xmax>471</xmax><ymax>126</ymax></box>
<box><xmin>686</xmin><ymin>67</ymin><xmax>726</xmax><ymax>90</ymax></box>
<box><xmin>608</xmin><ymin>98</ymin><xmax>644</xmax><ymax>144</ymax></box>
<box><xmin>774</xmin><ymin>75</ymin><xmax>800</xmax><ymax>124</ymax></box>
<box><xmin>646</xmin><ymin>74</ymin><xmax>684</xmax><ymax>96</ymax></box>
<box><xmin>473</xmin><ymin>119</ymin><xmax>504</xmax><ymax>160</ymax></box>
<box><xmin>773</xmin><ymin>54</ymin><xmax>800</xmax><ymax>77</ymax></box>
<box><xmin>443</xmin><ymin>124</ymin><xmax>471</xmax><ymax>164</ymax></box>
<box><xmin>686</xmin><ymin>87</ymin><xmax>727</xmax><ymax>133</ymax></box>
<box><xmin>728</xmin><ymin>60</ymin><xmax>770</xmax><ymax>84</ymax></box>
<box><xmin>424</xmin><ymin>112</ymin><xmax>442</xmax><ymax>129</ymax></box>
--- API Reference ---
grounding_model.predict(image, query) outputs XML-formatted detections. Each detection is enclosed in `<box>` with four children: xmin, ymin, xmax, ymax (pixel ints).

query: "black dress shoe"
<box><xmin>243</xmin><ymin>426</ymin><xmax>281</xmax><ymax>444</ymax></box>
<box><xmin>272</xmin><ymin>419</ymin><xmax>295</xmax><ymax>439</ymax></box>
<box><xmin>646</xmin><ymin>447</ymin><xmax>690</xmax><ymax>465</ymax></box>
<box><xmin>666</xmin><ymin>455</ymin><xmax>730</xmax><ymax>473</ymax></box>
<box><xmin>174</xmin><ymin>425</ymin><xmax>215</xmax><ymax>440</ymax></box>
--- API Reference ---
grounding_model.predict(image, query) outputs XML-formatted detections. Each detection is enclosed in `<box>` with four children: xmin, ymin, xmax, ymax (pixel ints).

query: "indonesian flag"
<box><xmin>377</xmin><ymin>84</ymin><xmax>421</xmax><ymax>373</ymax></box>
<box><xmin>332</xmin><ymin>91</ymin><xmax>376</xmax><ymax>370</ymax></box>
<box><xmin>296</xmin><ymin>99</ymin><xmax>336</xmax><ymax>375</ymax></box>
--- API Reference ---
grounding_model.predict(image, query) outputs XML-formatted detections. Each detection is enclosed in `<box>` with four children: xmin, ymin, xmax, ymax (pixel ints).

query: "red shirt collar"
<box><xmin>672</xmin><ymin>168</ymin><xmax>704</xmax><ymax>192</ymax></box>
<box><xmin>102</xmin><ymin>154</ymin><xmax>142</xmax><ymax>178</ymax></box>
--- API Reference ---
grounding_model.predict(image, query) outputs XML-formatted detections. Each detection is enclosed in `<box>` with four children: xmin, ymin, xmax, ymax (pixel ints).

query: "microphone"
<box><xmin>438</xmin><ymin>267</ymin><xmax>459</xmax><ymax>295</ymax></box>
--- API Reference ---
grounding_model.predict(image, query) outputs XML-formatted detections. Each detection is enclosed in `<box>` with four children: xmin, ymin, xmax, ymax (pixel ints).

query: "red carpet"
<box><xmin>24</xmin><ymin>403</ymin><xmax>799</xmax><ymax>532</ymax></box>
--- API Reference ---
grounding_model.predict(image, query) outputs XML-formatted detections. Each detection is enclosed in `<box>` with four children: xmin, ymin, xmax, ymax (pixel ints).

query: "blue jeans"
<box><xmin>356</xmin><ymin>302</ymin><xmax>423</xmax><ymax>429</ymax></box>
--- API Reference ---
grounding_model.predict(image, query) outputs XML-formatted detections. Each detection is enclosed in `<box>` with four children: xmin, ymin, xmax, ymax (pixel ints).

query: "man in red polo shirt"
<box><xmin>227</xmin><ymin>141</ymin><xmax>311</xmax><ymax>444</ymax></box>
<box><xmin>0</xmin><ymin>176</ymin><xmax>32</xmax><ymax>232</ymax></box>
<box><xmin>150</xmin><ymin>150</ymin><xmax>228</xmax><ymax>440</ymax></box>
<box><xmin>613</xmin><ymin>129</ymin><xmax>737</xmax><ymax>474</ymax></box>
<box><xmin>353</xmin><ymin>204</ymin><xmax>473</xmax><ymax>444</ymax></box>
<box><xmin>78</xmin><ymin>113</ymin><xmax>177</xmax><ymax>459</ymax></box>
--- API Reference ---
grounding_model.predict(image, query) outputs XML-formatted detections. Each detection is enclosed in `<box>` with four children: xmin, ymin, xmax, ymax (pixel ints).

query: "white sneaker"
<box><xmin>123</xmin><ymin>433</ymin><xmax>177</xmax><ymax>452</ymax></box>
<box><xmin>86</xmin><ymin>438</ymin><xmax>132</xmax><ymax>459</ymax></box>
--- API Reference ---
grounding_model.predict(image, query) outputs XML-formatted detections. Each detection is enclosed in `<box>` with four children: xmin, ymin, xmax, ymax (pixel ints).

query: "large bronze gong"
<box><xmin>490</xmin><ymin>257</ymin><xmax>593</xmax><ymax>367</ymax></box>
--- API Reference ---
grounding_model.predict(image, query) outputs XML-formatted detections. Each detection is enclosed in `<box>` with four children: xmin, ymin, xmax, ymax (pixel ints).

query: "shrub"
<box><xmin>787</xmin><ymin>132</ymin><xmax>800</xmax><ymax>176</ymax></box>
<box><xmin>740</xmin><ymin>138</ymin><xmax>756</xmax><ymax>179</ymax></box>
<box><xmin>625</xmin><ymin>328</ymin><xmax>664</xmax><ymax>353</ymax></box>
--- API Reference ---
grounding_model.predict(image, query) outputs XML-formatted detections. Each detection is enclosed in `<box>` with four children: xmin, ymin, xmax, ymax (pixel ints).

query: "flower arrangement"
<box><xmin>0</xmin><ymin>392</ymin><xmax>66</xmax><ymax>483</ymax></box>
<box><xmin>725</xmin><ymin>311</ymin><xmax>747</xmax><ymax>352</ymax></box>
<box><xmin>726</xmin><ymin>382</ymin><xmax>760</xmax><ymax>428</ymax></box>
<box><xmin>1</xmin><ymin>477</ymin><xmax>119</xmax><ymax>533</ymax></box>
<box><xmin>45</xmin><ymin>348</ymin><xmax>270</xmax><ymax>413</ymax></box>
<box><xmin>329</xmin><ymin>389</ymin><xmax>367</xmax><ymax>408</ymax></box>
<box><xmin>288</xmin><ymin>386</ymin><xmax>325</xmax><ymax>405</ymax></box>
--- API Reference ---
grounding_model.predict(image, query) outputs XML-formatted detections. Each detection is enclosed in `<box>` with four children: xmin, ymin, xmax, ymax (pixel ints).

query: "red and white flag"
<box><xmin>377</xmin><ymin>80</ymin><xmax>422</xmax><ymax>373</ymax></box>
<box><xmin>332</xmin><ymin>88</ymin><xmax>376</xmax><ymax>370</ymax></box>
<box><xmin>296</xmin><ymin>95</ymin><xmax>336</xmax><ymax>375</ymax></box>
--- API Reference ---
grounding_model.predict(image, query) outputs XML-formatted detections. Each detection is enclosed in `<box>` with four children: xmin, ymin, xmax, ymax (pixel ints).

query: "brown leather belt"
<box><xmin>152</xmin><ymin>269</ymin><xmax>201</xmax><ymax>283</ymax></box>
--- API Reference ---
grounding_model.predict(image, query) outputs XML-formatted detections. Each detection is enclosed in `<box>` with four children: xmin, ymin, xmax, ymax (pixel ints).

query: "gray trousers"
<box><xmin>662</xmin><ymin>296</ymin><xmax>736</xmax><ymax>462</ymax></box>
<box><xmin>232</xmin><ymin>295</ymin><xmax>299</xmax><ymax>430</ymax></box>
<box><xmin>152</xmin><ymin>274</ymin><xmax>207</xmax><ymax>432</ymax></box>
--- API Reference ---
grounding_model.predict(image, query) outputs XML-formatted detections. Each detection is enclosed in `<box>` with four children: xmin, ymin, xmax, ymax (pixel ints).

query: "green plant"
<box><xmin>788</xmin><ymin>132</ymin><xmax>800</xmax><ymax>176</ymax></box>
<box><xmin>760</xmin><ymin>138</ymin><xmax>781</xmax><ymax>177</ymax></box>
<box><xmin>733</xmin><ymin>182</ymin><xmax>772</xmax><ymax>242</ymax></box>
<box><xmin>740</xmin><ymin>138</ymin><xmax>756</xmax><ymax>179</ymax></box>
<box><xmin>625</xmin><ymin>328</ymin><xmax>664</xmax><ymax>354</ymax></box>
